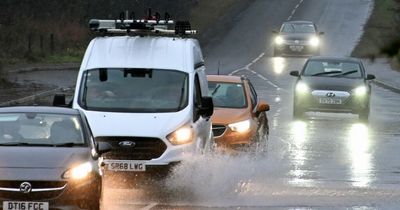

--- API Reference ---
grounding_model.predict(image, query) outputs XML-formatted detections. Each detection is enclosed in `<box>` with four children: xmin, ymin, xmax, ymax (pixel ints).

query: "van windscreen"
<box><xmin>79</xmin><ymin>68</ymin><xmax>189</xmax><ymax>112</ymax></box>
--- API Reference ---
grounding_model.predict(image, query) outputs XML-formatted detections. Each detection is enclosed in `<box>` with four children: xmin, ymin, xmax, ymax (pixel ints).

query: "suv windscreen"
<box><xmin>0</xmin><ymin>113</ymin><xmax>85</xmax><ymax>146</ymax></box>
<box><xmin>302</xmin><ymin>60</ymin><xmax>363</xmax><ymax>78</ymax></box>
<box><xmin>208</xmin><ymin>82</ymin><xmax>247</xmax><ymax>108</ymax></box>
<box><xmin>281</xmin><ymin>23</ymin><xmax>316</xmax><ymax>33</ymax></box>
<box><xmin>79</xmin><ymin>68</ymin><xmax>189</xmax><ymax>112</ymax></box>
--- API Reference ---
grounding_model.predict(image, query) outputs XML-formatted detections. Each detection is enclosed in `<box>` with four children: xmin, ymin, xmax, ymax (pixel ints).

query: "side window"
<box><xmin>193</xmin><ymin>74</ymin><xmax>203</xmax><ymax>121</ymax></box>
<box><xmin>248</xmin><ymin>81</ymin><xmax>258</xmax><ymax>110</ymax></box>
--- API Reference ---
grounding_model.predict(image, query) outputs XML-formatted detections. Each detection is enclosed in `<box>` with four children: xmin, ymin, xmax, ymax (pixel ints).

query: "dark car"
<box><xmin>290</xmin><ymin>57</ymin><xmax>376</xmax><ymax>121</ymax></box>
<box><xmin>273</xmin><ymin>21</ymin><xmax>324</xmax><ymax>56</ymax></box>
<box><xmin>0</xmin><ymin>106</ymin><xmax>111</xmax><ymax>210</ymax></box>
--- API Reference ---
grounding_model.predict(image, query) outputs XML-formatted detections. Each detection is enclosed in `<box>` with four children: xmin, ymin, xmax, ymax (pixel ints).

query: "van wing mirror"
<box><xmin>257</xmin><ymin>99</ymin><xmax>270</xmax><ymax>112</ymax></box>
<box><xmin>198</xmin><ymin>96</ymin><xmax>214</xmax><ymax>117</ymax></box>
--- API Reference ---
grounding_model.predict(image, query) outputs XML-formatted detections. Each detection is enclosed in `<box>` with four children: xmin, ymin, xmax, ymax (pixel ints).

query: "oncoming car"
<box><xmin>290</xmin><ymin>57</ymin><xmax>376</xmax><ymax>121</ymax></box>
<box><xmin>0</xmin><ymin>106</ymin><xmax>111</xmax><ymax>210</ymax></box>
<box><xmin>273</xmin><ymin>21</ymin><xmax>324</xmax><ymax>56</ymax></box>
<box><xmin>207</xmin><ymin>75</ymin><xmax>270</xmax><ymax>150</ymax></box>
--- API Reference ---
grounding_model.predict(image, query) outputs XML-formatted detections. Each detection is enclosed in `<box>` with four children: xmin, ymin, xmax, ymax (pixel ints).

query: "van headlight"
<box><xmin>275</xmin><ymin>36</ymin><xmax>284</xmax><ymax>45</ymax></box>
<box><xmin>309</xmin><ymin>37</ymin><xmax>320</xmax><ymax>47</ymax></box>
<box><xmin>228</xmin><ymin>120</ymin><xmax>251</xmax><ymax>133</ymax></box>
<box><xmin>63</xmin><ymin>162</ymin><xmax>93</xmax><ymax>180</ymax></box>
<box><xmin>296</xmin><ymin>82</ymin><xmax>309</xmax><ymax>94</ymax></box>
<box><xmin>167</xmin><ymin>125</ymin><xmax>194</xmax><ymax>145</ymax></box>
<box><xmin>354</xmin><ymin>86</ymin><xmax>367</xmax><ymax>96</ymax></box>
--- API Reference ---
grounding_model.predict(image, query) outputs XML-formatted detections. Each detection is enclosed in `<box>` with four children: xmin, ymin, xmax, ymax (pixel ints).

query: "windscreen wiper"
<box><xmin>212</xmin><ymin>84</ymin><xmax>221</xmax><ymax>95</ymax></box>
<box><xmin>311</xmin><ymin>71</ymin><xmax>342</xmax><ymax>76</ymax></box>
<box><xmin>331</xmin><ymin>70</ymin><xmax>358</xmax><ymax>77</ymax></box>
<box><xmin>0</xmin><ymin>142</ymin><xmax>52</xmax><ymax>146</ymax></box>
<box><xmin>53</xmin><ymin>142</ymin><xmax>85</xmax><ymax>147</ymax></box>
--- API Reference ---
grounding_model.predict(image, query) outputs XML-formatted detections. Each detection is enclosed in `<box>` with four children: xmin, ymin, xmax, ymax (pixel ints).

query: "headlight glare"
<box><xmin>167</xmin><ymin>125</ymin><xmax>194</xmax><ymax>145</ymax></box>
<box><xmin>228</xmin><ymin>120</ymin><xmax>251</xmax><ymax>133</ymax></box>
<box><xmin>275</xmin><ymin>36</ymin><xmax>284</xmax><ymax>45</ymax></box>
<box><xmin>63</xmin><ymin>162</ymin><xmax>93</xmax><ymax>180</ymax></box>
<box><xmin>296</xmin><ymin>82</ymin><xmax>309</xmax><ymax>94</ymax></box>
<box><xmin>309</xmin><ymin>36</ymin><xmax>320</xmax><ymax>47</ymax></box>
<box><xmin>354</xmin><ymin>86</ymin><xmax>367</xmax><ymax>96</ymax></box>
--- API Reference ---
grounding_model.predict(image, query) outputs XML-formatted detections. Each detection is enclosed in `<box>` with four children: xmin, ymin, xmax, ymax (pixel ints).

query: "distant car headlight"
<box><xmin>275</xmin><ymin>36</ymin><xmax>284</xmax><ymax>45</ymax></box>
<box><xmin>228</xmin><ymin>120</ymin><xmax>251</xmax><ymax>133</ymax></box>
<box><xmin>295</xmin><ymin>82</ymin><xmax>309</xmax><ymax>94</ymax></box>
<box><xmin>167</xmin><ymin>125</ymin><xmax>194</xmax><ymax>145</ymax></box>
<box><xmin>63</xmin><ymin>162</ymin><xmax>93</xmax><ymax>180</ymax></box>
<box><xmin>309</xmin><ymin>36</ymin><xmax>320</xmax><ymax>47</ymax></box>
<box><xmin>354</xmin><ymin>86</ymin><xmax>367</xmax><ymax>96</ymax></box>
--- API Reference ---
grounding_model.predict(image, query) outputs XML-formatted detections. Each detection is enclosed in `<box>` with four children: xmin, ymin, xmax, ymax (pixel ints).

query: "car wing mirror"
<box><xmin>272</xmin><ymin>30</ymin><xmax>278</xmax><ymax>34</ymax></box>
<box><xmin>290</xmin><ymin>71</ymin><xmax>300</xmax><ymax>77</ymax></box>
<box><xmin>366</xmin><ymin>74</ymin><xmax>376</xmax><ymax>80</ymax></box>
<box><xmin>97</xmin><ymin>142</ymin><xmax>112</xmax><ymax>155</ymax></box>
<box><xmin>198</xmin><ymin>96</ymin><xmax>214</xmax><ymax>118</ymax></box>
<box><xmin>257</xmin><ymin>99</ymin><xmax>270</xmax><ymax>112</ymax></box>
<box><xmin>319</xmin><ymin>31</ymin><xmax>325</xmax><ymax>35</ymax></box>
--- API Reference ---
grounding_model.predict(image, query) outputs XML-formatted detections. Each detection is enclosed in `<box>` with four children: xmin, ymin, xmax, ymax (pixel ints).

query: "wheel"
<box><xmin>293</xmin><ymin>106</ymin><xmax>304</xmax><ymax>120</ymax></box>
<box><xmin>358</xmin><ymin>107</ymin><xmax>370</xmax><ymax>122</ymax></box>
<box><xmin>252</xmin><ymin>112</ymin><xmax>269</xmax><ymax>155</ymax></box>
<box><xmin>273</xmin><ymin>47</ymin><xmax>280</xmax><ymax>57</ymax></box>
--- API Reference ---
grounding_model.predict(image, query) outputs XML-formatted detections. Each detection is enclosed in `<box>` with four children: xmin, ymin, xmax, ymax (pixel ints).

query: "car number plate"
<box><xmin>106</xmin><ymin>160</ymin><xmax>146</xmax><ymax>172</ymax></box>
<box><xmin>319</xmin><ymin>98</ymin><xmax>342</xmax><ymax>105</ymax></box>
<box><xmin>3</xmin><ymin>201</ymin><xmax>49</xmax><ymax>210</ymax></box>
<box><xmin>290</xmin><ymin>45</ymin><xmax>304</xmax><ymax>51</ymax></box>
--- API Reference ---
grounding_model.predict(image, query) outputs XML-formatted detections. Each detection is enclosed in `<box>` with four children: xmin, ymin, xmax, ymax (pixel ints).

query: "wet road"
<box><xmin>7</xmin><ymin>0</ymin><xmax>400</xmax><ymax>209</ymax></box>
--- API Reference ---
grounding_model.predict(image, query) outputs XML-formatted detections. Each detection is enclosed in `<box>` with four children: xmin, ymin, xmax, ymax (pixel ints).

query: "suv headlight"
<box><xmin>275</xmin><ymin>36</ymin><xmax>284</xmax><ymax>45</ymax></box>
<box><xmin>309</xmin><ymin>37</ymin><xmax>320</xmax><ymax>47</ymax></box>
<box><xmin>63</xmin><ymin>162</ymin><xmax>93</xmax><ymax>180</ymax></box>
<box><xmin>228</xmin><ymin>120</ymin><xmax>251</xmax><ymax>133</ymax></box>
<box><xmin>296</xmin><ymin>82</ymin><xmax>309</xmax><ymax>94</ymax></box>
<box><xmin>354</xmin><ymin>86</ymin><xmax>367</xmax><ymax>97</ymax></box>
<box><xmin>167</xmin><ymin>125</ymin><xmax>194</xmax><ymax>145</ymax></box>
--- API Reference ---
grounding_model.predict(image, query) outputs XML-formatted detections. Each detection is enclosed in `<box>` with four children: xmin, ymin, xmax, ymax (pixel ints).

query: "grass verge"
<box><xmin>352</xmin><ymin>0</ymin><xmax>400</xmax><ymax>69</ymax></box>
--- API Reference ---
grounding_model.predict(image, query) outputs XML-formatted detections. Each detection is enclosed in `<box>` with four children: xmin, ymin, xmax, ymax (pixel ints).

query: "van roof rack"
<box><xmin>89</xmin><ymin>11</ymin><xmax>196</xmax><ymax>37</ymax></box>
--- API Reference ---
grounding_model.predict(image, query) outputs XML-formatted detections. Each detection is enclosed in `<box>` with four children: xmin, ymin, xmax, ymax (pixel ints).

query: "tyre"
<box><xmin>358</xmin><ymin>108</ymin><xmax>370</xmax><ymax>122</ymax></box>
<box><xmin>293</xmin><ymin>106</ymin><xmax>304</xmax><ymax>120</ymax></box>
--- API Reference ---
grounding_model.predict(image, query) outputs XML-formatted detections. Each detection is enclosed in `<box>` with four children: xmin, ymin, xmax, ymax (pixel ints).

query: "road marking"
<box><xmin>287</xmin><ymin>0</ymin><xmax>304</xmax><ymax>21</ymax></box>
<box><xmin>140</xmin><ymin>202</ymin><xmax>158</xmax><ymax>210</ymax></box>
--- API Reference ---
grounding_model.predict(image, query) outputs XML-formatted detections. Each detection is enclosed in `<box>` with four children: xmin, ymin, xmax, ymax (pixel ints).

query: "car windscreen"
<box><xmin>302</xmin><ymin>60</ymin><xmax>363</xmax><ymax>78</ymax></box>
<box><xmin>208</xmin><ymin>82</ymin><xmax>247</xmax><ymax>108</ymax></box>
<box><xmin>79</xmin><ymin>68</ymin><xmax>189</xmax><ymax>112</ymax></box>
<box><xmin>0</xmin><ymin>113</ymin><xmax>85</xmax><ymax>146</ymax></box>
<box><xmin>281</xmin><ymin>23</ymin><xmax>316</xmax><ymax>33</ymax></box>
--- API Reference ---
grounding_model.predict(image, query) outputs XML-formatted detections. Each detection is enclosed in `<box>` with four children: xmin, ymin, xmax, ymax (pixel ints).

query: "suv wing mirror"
<box><xmin>257</xmin><ymin>99</ymin><xmax>270</xmax><ymax>112</ymax></box>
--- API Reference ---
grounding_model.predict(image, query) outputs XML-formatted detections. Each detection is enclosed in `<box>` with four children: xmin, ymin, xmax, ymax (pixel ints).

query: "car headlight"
<box><xmin>228</xmin><ymin>120</ymin><xmax>251</xmax><ymax>133</ymax></box>
<box><xmin>296</xmin><ymin>82</ymin><xmax>309</xmax><ymax>94</ymax></box>
<box><xmin>354</xmin><ymin>86</ymin><xmax>367</xmax><ymax>96</ymax></box>
<box><xmin>309</xmin><ymin>36</ymin><xmax>320</xmax><ymax>47</ymax></box>
<box><xmin>167</xmin><ymin>125</ymin><xmax>194</xmax><ymax>145</ymax></box>
<box><xmin>275</xmin><ymin>36</ymin><xmax>284</xmax><ymax>45</ymax></box>
<box><xmin>63</xmin><ymin>162</ymin><xmax>93</xmax><ymax>180</ymax></box>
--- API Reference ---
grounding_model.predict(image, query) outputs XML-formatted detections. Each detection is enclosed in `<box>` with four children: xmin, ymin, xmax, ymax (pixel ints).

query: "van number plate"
<box><xmin>106</xmin><ymin>160</ymin><xmax>146</xmax><ymax>171</ymax></box>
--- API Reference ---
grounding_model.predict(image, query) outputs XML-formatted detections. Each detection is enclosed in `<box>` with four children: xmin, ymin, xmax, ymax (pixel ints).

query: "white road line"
<box><xmin>140</xmin><ymin>203</ymin><xmax>158</xmax><ymax>210</ymax></box>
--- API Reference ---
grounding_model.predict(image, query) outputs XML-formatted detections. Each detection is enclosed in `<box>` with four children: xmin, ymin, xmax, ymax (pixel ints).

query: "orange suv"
<box><xmin>207</xmin><ymin>75</ymin><xmax>270</xmax><ymax>149</ymax></box>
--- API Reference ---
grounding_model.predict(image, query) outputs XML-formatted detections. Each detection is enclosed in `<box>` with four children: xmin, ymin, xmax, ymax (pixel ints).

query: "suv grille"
<box><xmin>212</xmin><ymin>125</ymin><xmax>226</xmax><ymax>137</ymax></box>
<box><xmin>96</xmin><ymin>136</ymin><xmax>167</xmax><ymax>160</ymax></box>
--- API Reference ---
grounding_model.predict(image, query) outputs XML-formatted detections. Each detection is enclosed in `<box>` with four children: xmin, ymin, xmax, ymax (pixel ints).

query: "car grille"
<box><xmin>96</xmin><ymin>136</ymin><xmax>167</xmax><ymax>160</ymax></box>
<box><xmin>311</xmin><ymin>90</ymin><xmax>351</xmax><ymax>104</ymax></box>
<box><xmin>0</xmin><ymin>181</ymin><xmax>66</xmax><ymax>201</ymax></box>
<box><xmin>212</xmin><ymin>125</ymin><xmax>226</xmax><ymax>137</ymax></box>
<box><xmin>283</xmin><ymin>39</ymin><xmax>309</xmax><ymax>45</ymax></box>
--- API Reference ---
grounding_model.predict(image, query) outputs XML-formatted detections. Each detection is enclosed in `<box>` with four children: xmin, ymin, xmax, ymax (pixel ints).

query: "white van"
<box><xmin>63</xmin><ymin>18</ymin><xmax>214</xmax><ymax>175</ymax></box>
